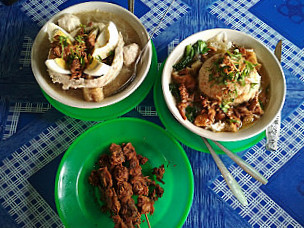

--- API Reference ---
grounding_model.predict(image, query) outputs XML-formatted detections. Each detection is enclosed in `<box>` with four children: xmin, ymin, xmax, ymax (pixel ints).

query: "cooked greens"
<box><xmin>173</xmin><ymin>40</ymin><xmax>209</xmax><ymax>71</ymax></box>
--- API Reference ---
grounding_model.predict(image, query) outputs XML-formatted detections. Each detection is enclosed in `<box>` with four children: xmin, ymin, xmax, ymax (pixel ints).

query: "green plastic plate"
<box><xmin>153</xmin><ymin>62</ymin><xmax>266</xmax><ymax>154</ymax></box>
<box><xmin>55</xmin><ymin>118</ymin><xmax>194</xmax><ymax>228</ymax></box>
<box><xmin>43</xmin><ymin>42</ymin><xmax>158</xmax><ymax>121</ymax></box>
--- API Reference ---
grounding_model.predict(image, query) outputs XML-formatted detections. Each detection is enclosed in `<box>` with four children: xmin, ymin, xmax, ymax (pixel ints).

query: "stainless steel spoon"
<box><xmin>128</xmin><ymin>0</ymin><xmax>134</xmax><ymax>14</ymax></box>
<box><xmin>114</xmin><ymin>0</ymin><xmax>175</xmax><ymax>95</ymax></box>
<box><xmin>202</xmin><ymin>138</ymin><xmax>268</xmax><ymax>206</ymax></box>
<box><xmin>202</xmin><ymin>137</ymin><xmax>248</xmax><ymax>206</ymax></box>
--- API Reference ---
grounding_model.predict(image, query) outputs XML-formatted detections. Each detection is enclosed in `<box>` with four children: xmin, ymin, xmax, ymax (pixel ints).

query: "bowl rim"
<box><xmin>31</xmin><ymin>1</ymin><xmax>152</xmax><ymax>109</ymax></box>
<box><xmin>162</xmin><ymin>28</ymin><xmax>286</xmax><ymax>142</ymax></box>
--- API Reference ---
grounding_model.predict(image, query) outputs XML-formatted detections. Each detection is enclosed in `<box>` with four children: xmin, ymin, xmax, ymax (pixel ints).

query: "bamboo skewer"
<box><xmin>145</xmin><ymin>213</ymin><xmax>151</xmax><ymax>228</ymax></box>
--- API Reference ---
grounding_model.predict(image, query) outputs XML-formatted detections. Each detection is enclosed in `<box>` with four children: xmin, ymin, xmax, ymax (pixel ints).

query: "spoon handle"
<box><xmin>202</xmin><ymin>137</ymin><xmax>248</xmax><ymax>206</ymax></box>
<box><xmin>265</xmin><ymin>40</ymin><xmax>282</xmax><ymax>151</ymax></box>
<box><xmin>114</xmin><ymin>0</ymin><xmax>175</xmax><ymax>95</ymax></box>
<box><xmin>128</xmin><ymin>0</ymin><xmax>134</xmax><ymax>14</ymax></box>
<box><xmin>212</xmin><ymin>141</ymin><xmax>268</xmax><ymax>185</ymax></box>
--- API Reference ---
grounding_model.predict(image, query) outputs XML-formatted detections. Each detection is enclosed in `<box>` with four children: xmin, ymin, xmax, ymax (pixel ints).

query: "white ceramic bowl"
<box><xmin>31</xmin><ymin>2</ymin><xmax>152</xmax><ymax>109</ymax></box>
<box><xmin>162</xmin><ymin>28</ymin><xmax>286</xmax><ymax>142</ymax></box>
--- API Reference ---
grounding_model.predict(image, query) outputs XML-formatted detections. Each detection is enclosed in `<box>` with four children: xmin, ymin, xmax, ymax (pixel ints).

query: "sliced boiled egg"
<box><xmin>84</xmin><ymin>58</ymin><xmax>111</xmax><ymax>76</ymax></box>
<box><xmin>89</xmin><ymin>28</ymin><xmax>98</xmax><ymax>39</ymax></box>
<box><xmin>92</xmin><ymin>21</ymin><xmax>119</xmax><ymax>59</ymax></box>
<box><xmin>46</xmin><ymin>22</ymin><xmax>74</xmax><ymax>43</ymax></box>
<box><xmin>45</xmin><ymin>58</ymin><xmax>71</xmax><ymax>74</ymax></box>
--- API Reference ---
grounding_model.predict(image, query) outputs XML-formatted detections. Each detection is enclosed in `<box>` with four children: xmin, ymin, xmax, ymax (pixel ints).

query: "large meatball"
<box><xmin>198</xmin><ymin>53</ymin><xmax>260</xmax><ymax>106</ymax></box>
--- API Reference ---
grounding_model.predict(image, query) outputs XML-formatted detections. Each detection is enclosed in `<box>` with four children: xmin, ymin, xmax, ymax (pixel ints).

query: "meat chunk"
<box><xmin>237</xmin><ymin>106</ymin><xmax>251</xmax><ymax>116</ymax></box>
<box><xmin>194</xmin><ymin>114</ymin><xmax>211</xmax><ymax>127</ymax></box>
<box><xmin>110</xmin><ymin>143</ymin><xmax>125</xmax><ymax>166</ymax></box>
<box><xmin>149</xmin><ymin>184</ymin><xmax>164</xmax><ymax>201</ymax></box>
<box><xmin>137</xmin><ymin>154</ymin><xmax>148</xmax><ymax>165</ymax></box>
<box><xmin>104</xmin><ymin>187</ymin><xmax>120</xmax><ymax>215</ymax></box>
<box><xmin>86</xmin><ymin>31</ymin><xmax>96</xmax><ymax>54</ymax></box>
<box><xmin>110</xmin><ymin>143</ymin><xmax>123</xmax><ymax>153</ymax></box>
<box><xmin>88</xmin><ymin>170</ymin><xmax>99</xmax><ymax>186</ymax></box>
<box><xmin>177</xmin><ymin>102</ymin><xmax>190</xmax><ymax>120</ymax></box>
<box><xmin>117</xmin><ymin>182</ymin><xmax>133</xmax><ymax>200</ymax></box>
<box><xmin>129</xmin><ymin>156</ymin><xmax>142</xmax><ymax>177</ymax></box>
<box><xmin>98</xmin><ymin>167</ymin><xmax>113</xmax><ymax>188</ymax></box>
<box><xmin>123</xmin><ymin>143</ymin><xmax>137</xmax><ymax>160</ymax></box>
<box><xmin>137</xmin><ymin>196</ymin><xmax>155</xmax><ymax>215</ymax></box>
<box><xmin>98</xmin><ymin>154</ymin><xmax>110</xmax><ymax>169</ymax></box>
<box><xmin>208</xmin><ymin>108</ymin><xmax>216</xmax><ymax>123</ymax></box>
<box><xmin>152</xmin><ymin>165</ymin><xmax>165</xmax><ymax>180</ymax></box>
<box><xmin>49</xmin><ymin>45</ymin><xmax>62</xmax><ymax>59</ymax></box>
<box><xmin>70</xmin><ymin>58</ymin><xmax>83</xmax><ymax>79</ymax></box>
<box><xmin>123</xmin><ymin>43</ymin><xmax>140</xmax><ymax>66</ymax></box>
<box><xmin>177</xmin><ymin>84</ymin><xmax>193</xmax><ymax>120</ymax></box>
<box><xmin>112</xmin><ymin>215</ymin><xmax>127</xmax><ymax>228</ymax></box>
<box><xmin>200</xmin><ymin>95</ymin><xmax>210</xmax><ymax>108</ymax></box>
<box><xmin>215</xmin><ymin>111</ymin><xmax>226</xmax><ymax>121</ymax></box>
<box><xmin>172</xmin><ymin>70</ymin><xmax>196</xmax><ymax>91</ymax></box>
<box><xmin>152</xmin><ymin>164</ymin><xmax>165</xmax><ymax>184</ymax></box>
<box><xmin>113</xmin><ymin>165</ymin><xmax>129</xmax><ymax>183</ymax></box>
<box><xmin>130</xmin><ymin>176</ymin><xmax>149</xmax><ymax>196</ymax></box>
<box><xmin>120</xmin><ymin>197</ymin><xmax>141</xmax><ymax>226</ymax></box>
<box><xmin>155</xmin><ymin>184</ymin><xmax>164</xmax><ymax>198</ymax></box>
<box><xmin>129</xmin><ymin>156</ymin><xmax>139</xmax><ymax>169</ymax></box>
<box><xmin>248</xmin><ymin>95</ymin><xmax>264</xmax><ymax>116</ymax></box>
<box><xmin>129</xmin><ymin>166</ymin><xmax>142</xmax><ymax>177</ymax></box>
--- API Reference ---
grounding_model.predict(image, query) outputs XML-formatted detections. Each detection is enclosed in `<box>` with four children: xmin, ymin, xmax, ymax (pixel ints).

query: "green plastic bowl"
<box><xmin>55</xmin><ymin>118</ymin><xmax>194</xmax><ymax>228</ymax></box>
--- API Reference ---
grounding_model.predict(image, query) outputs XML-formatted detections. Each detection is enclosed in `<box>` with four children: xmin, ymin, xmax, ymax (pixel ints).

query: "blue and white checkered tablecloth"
<box><xmin>0</xmin><ymin>116</ymin><xmax>96</xmax><ymax>227</ymax></box>
<box><xmin>0</xmin><ymin>0</ymin><xmax>304</xmax><ymax>227</ymax></box>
